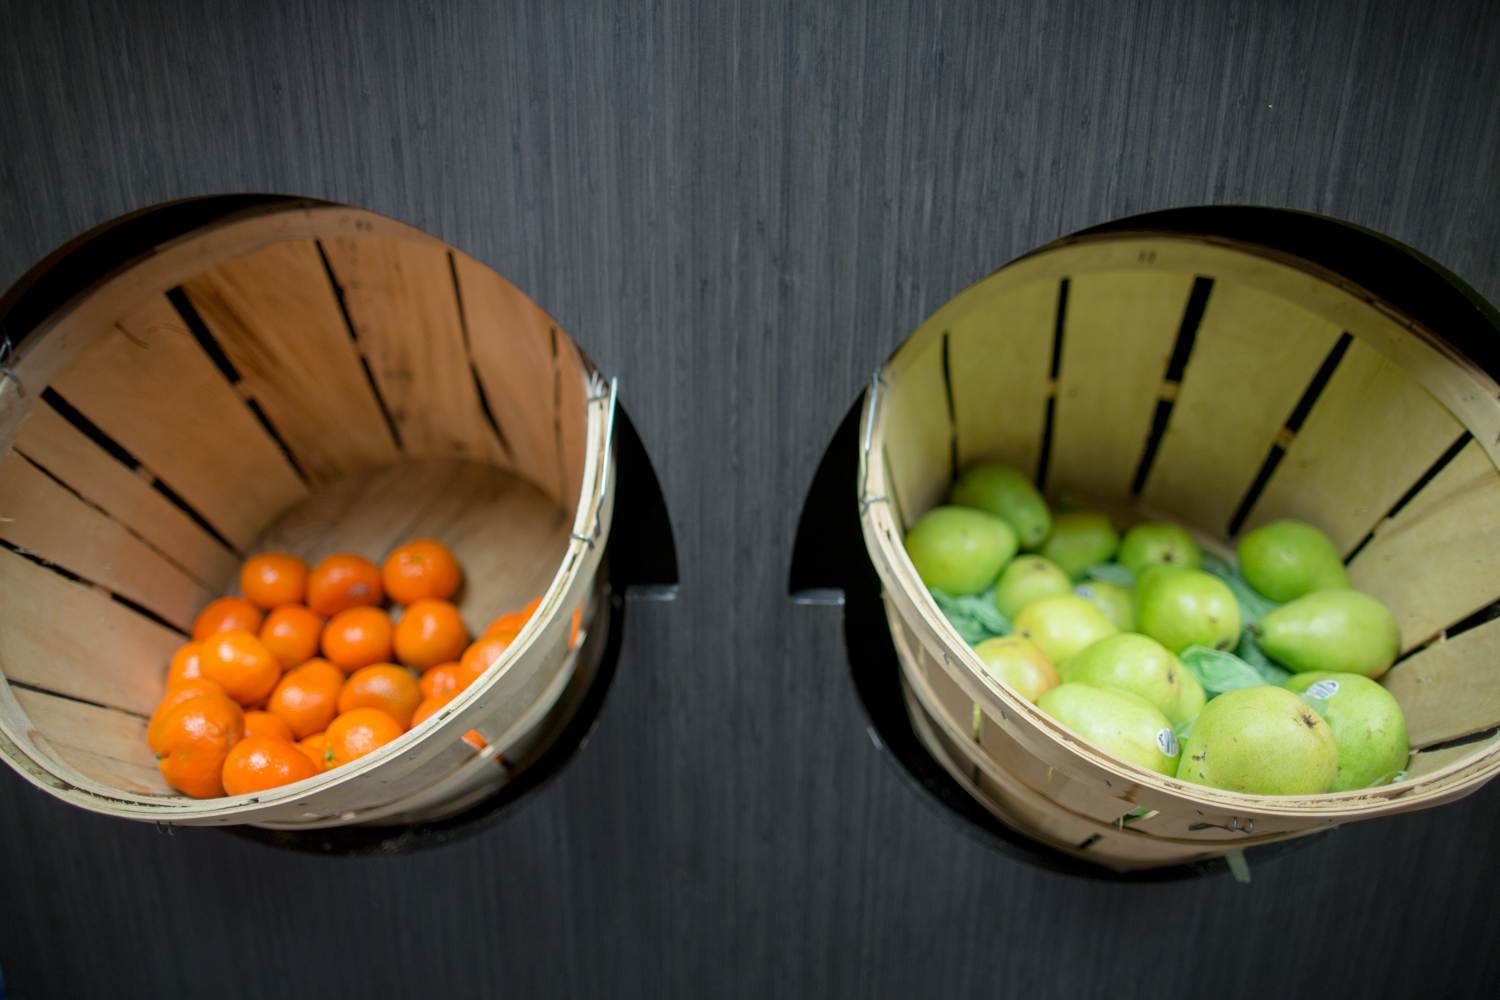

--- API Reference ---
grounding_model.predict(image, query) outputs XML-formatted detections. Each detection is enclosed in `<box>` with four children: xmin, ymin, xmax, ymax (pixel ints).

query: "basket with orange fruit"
<box><xmin>0</xmin><ymin>204</ymin><xmax>617</xmax><ymax>831</ymax></box>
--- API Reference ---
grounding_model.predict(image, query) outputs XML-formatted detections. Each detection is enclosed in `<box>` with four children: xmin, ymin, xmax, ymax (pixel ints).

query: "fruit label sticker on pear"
<box><xmin>1156</xmin><ymin>727</ymin><xmax>1180</xmax><ymax>757</ymax></box>
<box><xmin>1306</xmin><ymin>679</ymin><xmax>1341</xmax><ymax>701</ymax></box>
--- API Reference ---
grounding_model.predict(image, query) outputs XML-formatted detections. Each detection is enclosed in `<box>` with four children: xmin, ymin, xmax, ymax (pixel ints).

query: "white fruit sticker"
<box><xmin>1306</xmin><ymin>679</ymin><xmax>1341</xmax><ymax>700</ymax></box>
<box><xmin>1074</xmin><ymin>584</ymin><xmax>1095</xmax><ymax>599</ymax></box>
<box><xmin>1157</xmin><ymin>727</ymin><xmax>1179</xmax><ymax>757</ymax></box>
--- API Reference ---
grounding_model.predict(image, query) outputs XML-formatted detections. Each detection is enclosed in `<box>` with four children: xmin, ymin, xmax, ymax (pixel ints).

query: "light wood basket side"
<box><xmin>49</xmin><ymin>293</ymin><xmax>311</xmax><ymax>553</ymax></box>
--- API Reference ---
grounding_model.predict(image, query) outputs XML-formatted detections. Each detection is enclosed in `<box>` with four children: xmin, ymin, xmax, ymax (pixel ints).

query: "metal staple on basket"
<box><xmin>571</xmin><ymin>375</ymin><xmax>618</xmax><ymax>549</ymax></box>
<box><xmin>859</xmin><ymin>371</ymin><xmax>888</xmax><ymax>514</ymax></box>
<box><xmin>0</xmin><ymin>336</ymin><xmax>24</xmax><ymax>396</ymax></box>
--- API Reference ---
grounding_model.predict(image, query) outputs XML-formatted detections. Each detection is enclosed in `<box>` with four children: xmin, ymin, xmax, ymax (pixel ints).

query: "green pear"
<box><xmin>903</xmin><ymin>506</ymin><xmax>1018</xmax><ymax>595</ymax></box>
<box><xmin>949</xmin><ymin>464</ymin><xmax>1052</xmax><ymax>550</ymax></box>
<box><xmin>1117</xmin><ymin>523</ymin><xmax>1202</xmax><ymax>575</ymax></box>
<box><xmin>1238</xmin><ymin>519</ymin><xmax>1349</xmax><ymax>602</ymax></box>
<box><xmin>1057</xmin><ymin>632</ymin><xmax>1182</xmax><ymax>718</ymax></box>
<box><xmin>1073</xmin><ymin>580</ymin><xmax>1136</xmax><ymax>631</ymax></box>
<box><xmin>1038</xmin><ymin>683</ymin><xmax>1179</xmax><ymax>775</ymax></box>
<box><xmin>1134</xmin><ymin>566</ymin><xmax>1242</xmax><ymax>653</ymax></box>
<box><xmin>1012</xmin><ymin>594</ymin><xmax>1120</xmax><ymax>664</ymax></box>
<box><xmin>994</xmin><ymin>556</ymin><xmax>1073</xmax><ymax>618</ymax></box>
<box><xmin>973</xmin><ymin>636</ymin><xmax>1059</xmax><ymax>703</ymax></box>
<box><xmin>1175</xmin><ymin>686</ymin><xmax>1338</xmax><ymax>795</ymax></box>
<box><xmin>1284</xmin><ymin>672</ymin><xmax>1409</xmax><ymax>791</ymax></box>
<box><xmin>1133</xmin><ymin>562</ymin><xmax>1172</xmax><ymax>590</ymax></box>
<box><xmin>1170</xmin><ymin>664</ymin><xmax>1207</xmax><ymax>727</ymax></box>
<box><xmin>1041</xmin><ymin>511</ymin><xmax>1120</xmax><ymax>578</ymax></box>
<box><xmin>1256</xmin><ymin>590</ymin><xmax>1401</xmax><ymax>678</ymax></box>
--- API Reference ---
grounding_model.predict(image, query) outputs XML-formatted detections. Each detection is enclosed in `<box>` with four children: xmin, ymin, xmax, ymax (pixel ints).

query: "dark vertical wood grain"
<box><xmin>1</xmin><ymin>1</ymin><xmax>1499</xmax><ymax>996</ymax></box>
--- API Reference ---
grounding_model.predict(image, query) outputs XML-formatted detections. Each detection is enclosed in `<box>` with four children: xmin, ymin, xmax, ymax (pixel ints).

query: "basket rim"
<box><xmin>0</xmin><ymin>203</ymin><xmax>616</xmax><ymax>823</ymax></box>
<box><xmin>858</xmin><ymin>229</ymin><xmax>1500</xmax><ymax>821</ymax></box>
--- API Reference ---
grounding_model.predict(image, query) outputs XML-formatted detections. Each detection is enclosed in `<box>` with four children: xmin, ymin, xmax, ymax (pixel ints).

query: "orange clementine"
<box><xmin>321</xmin><ymin>605</ymin><xmax>395</xmax><ymax>671</ymax></box>
<box><xmin>191</xmin><ymin>597</ymin><xmax>265</xmax><ymax>642</ymax></box>
<box><xmin>483</xmin><ymin>615</ymin><xmax>520</xmax><ymax>637</ymax></box>
<box><xmin>295</xmin><ymin>732</ymin><xmax>333</xmax><ymax>773</ymax></box>
<box><xmin>154</xmin><ymin>677</ymin><xmax>230</xmax><ymax>715</ymax></box>
<box><xmin>166</xmin><ymin>642</ymin><xmax>203</xmax><ymax>687</ymax></box>
<box><xmin>239</xmin><ymin>552</ymin><xmax>309</xmax><ymax>610</ymax></box>
<box><xmin>459</xmin><ymin>634</ymin><xmax>513</xmax><ymax>678</ymax></box>
<box><xmin>462</xmin><ymin>730</ymin><xmax>488</xmax><ymax>750</ymax></box>
<box><xmin>199</xmin><ymin>629</ymin><xmax>282</xmax><ymax>706</ymax></box>
<box><xmin>154</xmin><ymin>695</ymin><xmax>244</xmax><ymax>798</ymax></box>
<box><xmin>393</xmin><ymin>599</ymin><xmax>469</xmax><ymax>670</ymax></box>
<box><xmin>382</xmin><ymin>539</ymin><xmax>461</xmax><ymax>605</ymax></box>
<box><xmin>243</xmin><ymin>710</ymin><xmax>295</xmax><ymax>742</ymax></box>
<box><xmin>266</xmin><ymin>658</ymin><xmax>345</xmax><ymax>740</ymax></box>
<box><xmin>306</xmin><ymin>553</ymin><xmax>383</xmax><ymax>618</ymax></box>
<box><xmin>336</xmin><ymin>664</ymin><xmax>422</xmax><ymax>729</ymax></box>
<box><xmin>410</xmin><ymin>692</ymin><xmax>455</xmax><ymax>728</ymax></box>
<box><xmin>483</xmin><ymin>596</ymin><xmax>543</xmax><ymax>636</ymax></box>
<box><xmin>148</xmin><ymin>679</ymin><xmax>233</xmax><ymax>753</ymax></box>
<box><xmin>485</xmin><ymin>625</ymin><xmax>520</xmax><ymax>650</ymax></box>
<box><xmin>326</xmin><ymin>708</ymin><xmax>404</xmax><ymax>766</ymax></box>
<box><xmin>569</xmin><ymin>607</ymin><xmax>582</xmax><ymax>649</ymax></box>
<box><xmin>418</xmin><ymin>661</ymin><xmax>481</xmax><ymax>700</ymax></box>
<box><xmin>221</xmin><ymin>735</ymin><xmax>318</xmax><ymax>794</ymax></box>
<box><xmin>259</xmin><ymin>604</ymin><xmax>323</xmax><ymax>669</ymax></box>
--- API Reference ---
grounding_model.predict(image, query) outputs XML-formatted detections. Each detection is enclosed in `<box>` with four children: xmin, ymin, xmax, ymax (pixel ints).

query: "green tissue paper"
<box><xmin>1180</xmin><ymin>645</ymin><xmax>1282</xmax><ymax>697</ymax></box>
<box><xmin>1083</xmin><ymin>562</ymin><xmax>1135</xmax><ymax>587</ymax></box>
<box><xmin>929</xmin><ymin>586</ymin><xmax>1012</xmax><ymax>646</ymax></box>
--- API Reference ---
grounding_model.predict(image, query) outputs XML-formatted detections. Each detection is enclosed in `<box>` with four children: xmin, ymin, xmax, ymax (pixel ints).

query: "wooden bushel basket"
<box><xmin>0</xmin><ymin>202</ymin><xmax>615</xmax><ymax>829</ymax></box>
<box><xmin>860</xmin><ymin>221</ymin><xmax>1500</xmax><ymax>871</ymax></box>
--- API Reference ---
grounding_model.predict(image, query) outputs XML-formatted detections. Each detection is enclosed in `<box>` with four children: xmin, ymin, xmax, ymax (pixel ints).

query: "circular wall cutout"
<box><xmin>0</xmin><ymin>196</ymin><xmax>676</xmax><ymax>852</ymax></box>
<box><xmin>793</xmin><ymin>206</ymin><xmax>1500</xmax><ymax>880</ymax></box>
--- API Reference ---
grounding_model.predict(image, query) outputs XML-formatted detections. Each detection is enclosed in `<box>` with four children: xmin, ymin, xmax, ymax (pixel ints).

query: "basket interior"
<box><xmin>877</xmin><ymin>235</ymin><xmax>1500</xmax><ymax>788</ymax></box>
<box><xmin>0</xmin><ymin>229</ymin><xmax>591</xmax><ymax>801</ymax></box>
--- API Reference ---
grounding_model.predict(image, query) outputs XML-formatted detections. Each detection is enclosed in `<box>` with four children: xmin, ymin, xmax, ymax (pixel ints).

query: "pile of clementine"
<box><xmin>148</xmin><ymin>538</ymin><xmax>552</xmax><ymax>799</ymax></box>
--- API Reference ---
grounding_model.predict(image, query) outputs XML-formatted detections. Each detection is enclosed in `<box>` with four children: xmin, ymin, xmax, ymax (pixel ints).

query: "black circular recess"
<box><xmin>2</xmin><ymin>195</ymin><xmax>680</xmax><ymax>856</ymax></box>
<box><xmin>789</xmin><ymin>205</ymin><xmax>1500</xmax><ymax>882</ymax></box>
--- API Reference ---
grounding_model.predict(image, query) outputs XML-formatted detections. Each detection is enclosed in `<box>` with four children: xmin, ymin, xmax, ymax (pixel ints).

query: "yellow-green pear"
<box><xmin>1012</xmin><ymin>594</ymin><xmax>1119</xmax><ymax>664</ymax></box>
<box><xmin>950</xmin><ymin>464</ymin><xmax>1052</xmax><ymax>550</ymax></box>
<box><xmin>1040</xmin><ymin>511</ymin><xmax>1119</xmax><ymax>578</ymax></box>
<box><xmin>994</xmin><ymin>556</ymin><xmax>1073</xmax><ymax>618</ymax></box>
<box><xmin>1169</xmin><ymin>664</ymin><xmax>1207</xmax><ymax>727</ymax></box>
<box><xmin>1057</xmin><ymin>633</ymin><xmax>1182</xmax><ymax>718</ymax></box>
<box><xmin>1038</xmin><ymin>683</ymin><xmax>1179</xmax><ymax>775</ymax></box>
<box><xmin>903</xmin><ymin>506</ymin><xmax>1017</xmax><ymax>595</ymax></box>
<box><xmin>1175</xmin><ymin>686</ymin><xmax>1338</xmax><ymax>795</ymax></box>
<box><xmin>1237</xmin><ymin>519</ymin><xmax>1349</xmax><ymax>602</ymax></box>
<box><xmin>1118</xmin><ymin>523</ymin><xmax>1201</xmax><ymax>575</ymax></box>
<box><xmin>1135</xmin><ymin>566</ymin><xmax>1241</xmax><ymax>653</ymax></box>
<box><xmin>1256</xmin><ymin>590</ymin><xmax>1400</xmax><ymax>678</ymax></box>
<box><xmin>1284</xmin><ymin>672</ymin><xmax>1409</xmax><ymax>791</ymax></box>
<box><xmin>973</xmin><ymin>636</ymin><xmax>1058</xmax><ymax>703</ymax></box>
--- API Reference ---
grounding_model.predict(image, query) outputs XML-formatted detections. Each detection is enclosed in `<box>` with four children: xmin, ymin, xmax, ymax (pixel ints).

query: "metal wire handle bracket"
<box><xmin>571</xmin><ymin>375</ymin><xmax>618</xmax><ymax>548</ymax></box>
<box><xmin>1188</xmin><ymin>816</ymin><xmax>1255</xmax><ymax>836</ymax></box>
<box><xmin>859</xmin><ymin>370</ymin><xmax>888</xmax><ymax>514</ymax></box>
<box><xmin>0</xmin><ymin>337</ymin><xmax>24</xmax><ymax>397</ymax></box>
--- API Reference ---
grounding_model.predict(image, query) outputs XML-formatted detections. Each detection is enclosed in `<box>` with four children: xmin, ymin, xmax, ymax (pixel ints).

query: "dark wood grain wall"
<box><xmin>2</xmin><ymin>1</ymin><xmax>1499</xmax><ymax>997</ymax></box>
